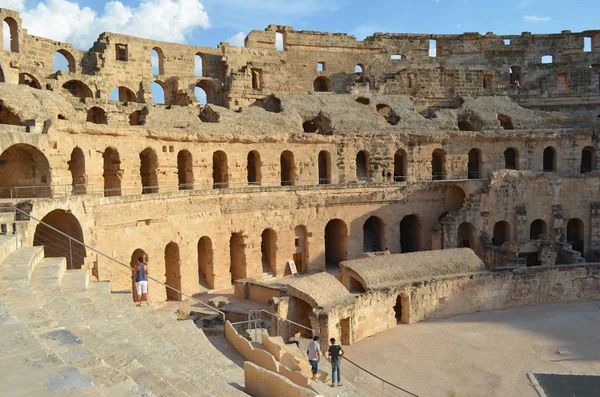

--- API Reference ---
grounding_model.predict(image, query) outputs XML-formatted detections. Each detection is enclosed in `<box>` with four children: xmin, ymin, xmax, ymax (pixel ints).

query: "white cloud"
<box><xmin>517</xmin><ymin>0</ymin><xmax>530</xmax><ymax>8</ymax></box>
<box><xmin>0</xmin><ymin>0</ymin><xmax>210</xmax><ymax>49</ymax></box>
<box><xmin>226</xmin><ymin>31</ymin><xmax>246</xmax><ymax>47</ymax></box>
<box><xmin>523</xmin><ymin>15</ymin><xmax>550</xmax><ymax>23</ymax></box>
<box><xmin>210</xmin><ymin>0</ymin><xmax>338</xmax><ymax>17</ymax></box>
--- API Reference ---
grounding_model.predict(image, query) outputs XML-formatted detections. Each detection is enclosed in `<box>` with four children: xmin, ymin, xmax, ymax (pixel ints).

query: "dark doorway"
<box><xmin>165</xmin><ymin>242</ymin><xmax>181</xmax><ymax>300</ymax></box>
<box><xmin>325</xmin><ymin>219</ymin><xmax>348</xmax><ymax>269</ymax></box>
<box><xmin>177</xmin><ymin>150</ymin><xmax>193</xmax><ymax>190</ymax></box>
<box><xmin>400</xmin><ymin>215</ymin><xmax>421</xmax><ymax>253</ymax></box>
<box><xmin>363</xmin><ymin>216</ymin><xmax>384</xmax><ymax>252</ymax></box>
<box><xmin>34</xmin><ymin>210</ymin><xmax>86</xmax><ymax>270</ymax></box>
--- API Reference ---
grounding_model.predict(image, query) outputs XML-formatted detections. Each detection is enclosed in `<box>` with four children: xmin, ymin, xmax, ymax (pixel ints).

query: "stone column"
<box><xmin>516</xmin><ymin>205</ymin><xmax>528</xmax><ymax>241</ymax></box>
<box><xmin>552</xmin><ymin>204</ymin><xmax>564</xmax><ymax>243</ymax></box>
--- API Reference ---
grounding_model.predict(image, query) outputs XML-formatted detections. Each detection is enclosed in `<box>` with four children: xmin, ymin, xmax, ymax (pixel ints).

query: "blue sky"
<box><xmin>2</xmin><ymin>0</ymin><xmax>598</xmax><ymax>103</ymax></box>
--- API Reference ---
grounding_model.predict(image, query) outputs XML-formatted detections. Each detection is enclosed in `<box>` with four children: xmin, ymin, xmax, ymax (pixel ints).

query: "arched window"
<box><xmin>194</xmin><ymin>86</ymin><xmax>207</xmax><ymax>105</ymax></box>
<box><xmin>198</xmin><ymin>236</ymin><xmax>214</xmax><ymax>288</ymax></box>
<box><xmin>530</xmin><ymin>219</ymin><xmax>547</xmax><ymax>239</ymax></box>
<box><xmin>581</xmin><ymin>146</ymin><xmax>595</xmax><ymax>174</ymax></box>
<box><xmin>504</xmin><ymin>148</ymin><xmax>518</xmax><ymax>170</ymax></box>
<box><xmin>280</xmin><ymin>150</ymin><xmax>296</xmax><ymax>186</ymax></box>
<box><xmin>567</xmin><ymin>218</ymin><xmax>584</xmax><ymax>255</ymax></box>
<box><xmin>195</xmin><ymin>53</ymin><xmax>205</xmax><ymax>77</ymax></box>
<box><xmin>139</xmin><ymin>148</ymin><xmax>158</xmax><ymax>194</ymax></box>
<box><xmin>313</xmin><ymin>76</ymin><xmax>330</xmax><ymax>92</ymax></box>
<box><xmin>3</xmin><ymin>17</ymin><xmax>19</xmax><ymax>53</ymax></box>
<box><xmin>543</xmin><ymin>146</ymin><xmax>556</xmax><ymax>172</ymax></box>
<box><xmin>457</xmin><ymin>222</ymin><xmax>475</xmax><ymax>248</ymax></box>
<box><xmin>394</xmin><ymin>149</ymin><xmax>407</xmax><ymax>182</ymax></box>
<box><xmin>324</xmin><ymin>219</ymin><xmax>348</xmax><ymax>270</ymax></box>
<box><xmin>318</xmin><ymin>150</ymin><xmax>331</xmax><ymax>185</ymax></box>
<box><xmin>493</xmin><ymin>221</ymin><xmax>510</xmax><ymax>246</ymax></box>
<box><xmin>151</xmin><ymin>47</ymin><xmax>164</xmax><ymax>75</ymax></box>
<box><xmin>165</xmin><ymin>242</ymin><xmax>181</xmax><ymax>300</ymax></box>
<box><xmin>177</xmin><ymin>150</ymin><xmax>193</xmax><ymax>190</ymax></box>
<box><xmin>103</xmin><ymin>147</ymin><xmax>121</xmax><ymax>197</ymax></box>
<box><xmin>110</xmin><ymin>86</ymin><xmax>137</xmax><ymax>102</ymax></box>
<box><xmin>86</xmin><ymin>107</ymin><xmax>107</xmax><ymax>124</ymax></box>
<box><xmin>261</xmin><ymin>229</ymin><xmax>277</xmax><ymax>275</ymax></box>
<box><xmin>432</xmin><ymin>149</ymin><xmax>446</xmax><ymax>180</ymax></box>
<box><xmin>400</xmin><ymin>214</ymin><xmax>421</xmax><ymax>253</ymax></box>
<box><xmin>212</xmin><ymin>150</ymin><xmax>228</xmax><ymax>188</ymax></box>
<box><xmin>151</xmin><ymin>81</ymin><xmax>166</xmax><ymax>104</ymax></box>
<box><xmin>355</xmin><ymin>64</ymin><xmax>364</xmax><ymax>83</ymax></box>
<box><xmin>509</xmin><ymin>66</ymin><xmax>521</xmax><ymax>84</ymax></box>
<box><xmin>68</xmin><ymin>147</ymin><xmax>86</xmax><ymax>194</ymax></box>
<box><xmin>356</xmin><ymin>151</ymin><xmax>370</xmax><ymax>180</ymax></box>
<box><xmin>63</xmin><ymin>80</ymin><xmax>93</xmax><ymax>98</ymax></box>
<box><xmin>0</xmin><ymin>144</ymin><xmax>51</xmax><ymax>198</ymax></box>
<box><xmin>363</xmin><ymin>216</ymin><xmax>385</xmax><ymax>252</ymax></box>
<box><xmin>129</xmin><ymin>110</ymin><xmax>142</xmax><ymax>126</ymax></box>
<box><xmin>247</xmin><ymin>150</ymin><xmax>262</xmax><ymax>185</ymax></box>
<box><xmin>468</xmin><ymin>148</ymin><xmax>481</xmax><ymax>179</ymax></box>
<box><xmin>18</xmin><ymin>73</ymin><xmax>41</xmax><ymax>89</ymax></box>
<box><xmin>53</xmin><ymin>50</ymin><xmax>76</xmax><ymax>73</ymax></box>
<box><xmin>197</xmin><ymin>80</ymin><xmax>216</xmax><ymax>105</ymax></box>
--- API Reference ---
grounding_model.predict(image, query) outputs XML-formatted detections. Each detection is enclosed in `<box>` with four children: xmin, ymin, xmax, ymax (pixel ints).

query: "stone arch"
<box><xmin>468</xmin><ymin>148</ymin><xmax>482</xmax><ymax>179</ymax></box>
<box><xmin>54</xmin><ymin>49</ymin><xmax>76</xmax><ymax>73</ymax></box>
<box><xmin>376</xmin><ymin>104</ymin><xmax>400</xmax><ymax>125</ymax></box>
<box><xmin>151</xmin><ymin>47</ymin><xmax>165</xmax><ymax>75</ymax></box>
<box><xmin>3</xmin><ymin>17</ymin><xmax>19</xmax><ymax>53</ymax></box>
<box><xmin>130</xmin><ymin>248</ymin><xmax>148</xmax><ymax>302</ymax></box>
<box><xmin>213</xmin><ymin>150</ymin><xmax>228</xmax><ymax>188</ymax></box>
<box><xmin>280</xmin><ymin>150</ymin><xmax>296</xmax><ymax>186</ymax></box>
<box><xmin>197</xmin><ymin>80</ymin><xmax>217</xmax><ymax>105</ymax></box>
<box><xmin>103</xmin><ymin>147</ymin><xmax>121</xmax><ymax>197</ymax></box>
<box><xmin>68</xmin><ymin>147</ymin><xmax>86</xmax><ymax>194</ymax></box>
<box><xmin>432</xmin><ymin>149</ymin><xmax>446</xmax><ymax>180</ymax></box>
<box><xmin>457</xmin><ymin>222</ymin><xmax>475</xmax><ymax>248</ymax></box>
<box><xmin>363</xmin><ymin>216</ymin><xmax>385</xmax><ymax>252</ymax></box>
<box><xmin>394</xmin><ymin>149</ymin><xmax>407</xmax><ymax>182</ymax></box>
<box><xmin>504</xmin><ymin>148</ymin><xmax>518</xmax><ymax>170</ymax></box>
<box><xmin>581</xmin><ymin>146</ymin><xmax>595</xmax><ymax>174</ymax></box>
<box><xmin>230</xmin><ymin>232</ymin><xmax>247</xmax><ymax>283</ymax></box>
<box><xmin>530</xmin><ymin>219</ymin><xmax>547</xmax><ymax>239</ymax></box>
<box><xmin>129</xmin><ymin>110</ymin><xmax>142</xmax><ymax>126</ymax></box>
<box><xmin>18</xmin><ymin>73</ymin><xmax>41</xmax><ymax>89</ymax></box>
<box><xmin>198</xmin><ymin>236</ymin><xmax>213</xmax><ymax>288</ymax></box>
<box><xmin>86</xmin><ymin>107</ymin><xmax>107</xmax><ymax>125</ymax></box>
<box><xmin>151</xmin><ymin>80</ymin><xmax>168</xmax><ymax>104</ymax></box>
<box><xmin>493</xmin><ymin>221</ymin><xmax>510</xmax><ymax>246</ymax></box>
<box><xmin>355</xmin><ymin>63</ymin><xmax>365</xmax><ymax>83</ymax></box>
<box><xmin>400</xmin><ymin>214</ymin><xmax>421</xmax><ymax>253</ymax></box>
<box><xmin>348</xmin><ymin>276</ymin><xmax>366</xmax><ymax>293</ymax></box>
<box><xmin>446</xmin><ymin>185</ymin><xmax>466</xmax><ymax>212</ymax></box>
<box><xmin>62</xmin><ymin>80</ymin><xmax>93</xmax><ymax>98</ymax></box>
<box><xmin>543</xmin><ymin>146</ymin><xmax>557</xmax><ymax>172</ymax></box>
<box><xmin>194</xmin><ymin>53</ymin><xmax>206</xmax><ymax>77</ymax></box>
<box><xmin>177</xmin><ymin>149</ymin><xmax>194</xmax><ymax>190</ymax></box>
<box><xmin>567</xmin><ymin>218</ymin><xmax>584</xmax><ymax>255</ymax></box>
<box><xmin>33</xmin><ymin>209</ymin><xmax>86</xmax><ymax>270</ymax></box>
<box><xmin>313</xmin><ymin>76</ymin><xmax>331</xmax><ymax>92</ymax></box>
<box><xmin>247</xmin><ymin>150</ymin><xmax>262</xmax><ymax>185</ymax></box>
<box><xmin>112</xmin><ymin>86</ymin><xmax>137</xmax><ymax>102</ymax></box>
<box><xmin>497</xmin><ymin>114</ymin><xmax>514</xmax><ymax>130</ymax></box>
<box><xmin>294</xmin><ymin>225</ymin><xmax>309</xmax><ymax>273</ymax></box>
<box><xmin>0</xmin><ymin>144</ymin><xmax>51</xmax><ymax>198</ymax></box>
<box><xmin>325</xmin><ymin>219</ymin><xmax>348</xmax><ymax>269</ymax></box>
<box><xmin>139</xmin><ymin>147</ymin><xmax>159</xmax><ymax>194</ymax></box>
<box><xmin>356</xmin><ymin>150</ymin><xmax>370</xmax><ymax>180</ymax></box>
<box><xmin>0</xmin><ymin>103</ymin><xmax>23</xmax><ymax>126</ymax></box>
<box><xmin>165</xmin><ymin>242</ymin><xmax>181</xmax><ymax>301</ymax></box>
<box><xmin>261</xmin><ymin>228</ymin><xmax>277</xmax><ymax>274</ymax></box>
<box><xmin>318</xmin><ymin>150</ymin><xmax>331</xmax><ymax>185</ymax></box>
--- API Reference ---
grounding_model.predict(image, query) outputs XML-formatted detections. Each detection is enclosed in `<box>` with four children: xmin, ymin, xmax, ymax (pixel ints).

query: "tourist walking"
<box><xmin>328</xmin><ymin>337</ymin><xmax>344</xmax><ymax>387</ymax></box>
<box><xmin>133</xmin><ymin>257</ymin><xmax>149</xmax><ymax>307</ymax></box>
<box><xmin>307</xmin><ymin>336</ymin><xmax>321</xmax><ymax>380</ymax></box>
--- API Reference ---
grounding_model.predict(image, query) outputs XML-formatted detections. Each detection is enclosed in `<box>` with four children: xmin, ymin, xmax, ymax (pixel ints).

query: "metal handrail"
<box><xmin>13</xmin><ymin>207</ymin><xmax>226</xmax><ymax>322</ymax></box>
<box><xmin>342</xmin><ymin>355</ymin><xmax>419</xmax><ymax>397</ymax></box>
<box><xmin>257</xmin><ymin>309</ymin><xmax>315</xmax><ymax>335</ymax></box>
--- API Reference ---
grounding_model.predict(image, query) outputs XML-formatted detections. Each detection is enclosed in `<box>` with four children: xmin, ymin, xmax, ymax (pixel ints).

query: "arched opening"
<box><xmin>348</xmin><ymin>276</ymin><xmax>366</xmax><ymax>293</ymax></box>
<box><xmin>151</xmin><ymin>81</ymin><xmax>166</xmax><ymax>104</ymax></box>
<box><xmin>355</xmin><ymin>64</ymin><xmax>364</xmax><ymax>83</ymax></box>
<box><xmin>194</xmin><ymin>86</ymin><xmax>207</xmax><ymax>105</ymax></box>
<box><xmin>356</xmin><ymin>150</ymin><xmax>369</xmax><ymax>180</ymax></box>
<box><xmin>530</xmin><ymin>219</ymin><xmax>548</xmax><ymax>239</ymax></box>
<box><xmin>287</xmin><ymin>296</ymin><xmax>312</xmax><ymax>329</ymax></box>
<box><xmin>376</xmin><ymin>104</ymin><xmax>400</xmax><ymax>125</ymax></box>
<box><xmin>196</xmin><ymin>80</ymin><xmax>216</xmax><ymax>105</ymax></box>
<box><xmin>363</xmin><ymin>216</ymin><xmax>384</xmax><ymax>252</ymax></box>
<box><xmin>280</xmin><ymin>150</ymin><xmax>295</xmax><ymax>186</ymax></box>
<box><xmin>0</xmin><ymin>103</ymin><xmax>23</xmax><ymax>126</ymax></box>
<box><xmin>129</xmin><ymin>110</ymin><xmax>142</xmax><ymax>126</ymax></box>
<box><xmin>567</xmin><ymin>218</ymin><xmax>584</xmax><ymax>255</ymax></box>
<box><xmin>393</xmin><ymin>294</ymin><xmax>409</xmax><ymax>324</ymax></box>
<box><xmin>400</xmin><ymin>214</ymin><xmax>421</xmax><ymax>253</ymax></box>
<box><xmin>468</xmin><ymin>148</ymin><xmax>482</xmax><ymax>179</ymax></box>
<box><xmin>198</xmin><ymin>236</ymin><xmax>213</xmax><ymax>288</ymax></box>
<box><xmin>130</xmin><ymin>248</ymin><xmax>148</xmax><ymax>302</ymax></box>
<box><xmin>504</xmin><ymin>148</ymin><xmax>518</xmax><ymax>170</ymax></box>
<box><xmin>151</xmin><ymin>47</ymin><xmax>164</xmax><ymax>75</ymax></box>
<box><xmin>62</xmin><ymin>80</ymin><xmax>93</xmax><ymax>98</ymax></box>
<box><xmin>446</xmin><ymin>185</ymin><xmax>466</xmax><ymax>212</ymax></box>
<box><xmin>302</xmin><ymin>120</ymin><xmax>322</xmax><ymax>134</ymax></box>
<box><xmin>86</xmin><ymin>107</ymin><xmax>107</xmax><ymax>125</ymax></box>
<box><xmin>275</xmin><ymin>31</ymin><xmax>284</xmax><ymax>51</ymax></box>
<box><xmin>177</xmin><ymin>150</ymin><xmax>193</xmax><ymax>190</ymax></box>
<box><xmin>0</xmin><ymin>144</ymin><xmax>51</xmax><ymax>198</ymax></box>
<box><xmin>18</xmin><ymin>73</ymin><xmax>41</xmax><ymax>89</ymax></box>
<box><xmin>103</xmin><ymin>147</ymin><xmax>121</xmax><ymax>197</ymax></box>
<box><xmin>53</xmin><ymin>50</ymin><xmax>76</xmax><ymax>73</ymax></box>
<box><xmin>246</xmin><ymin>150</ymin><xmax>262</xmax><ymax>186</ymax></box>
<box><xmin>318</xmin><ymin>150</ymin><xmax>331</xmax><ymax>185</ymax></box>
<box><xmin>212</xmin><ymin>150</ymin><xmax>228</xmax><ymax>188</ymax></box>
<box><xmin>497</xmin><ymin>114</ymin><xmax>514</xmax><ymax>130</ymax></box>
<box><xmin>110</xmin><ymin>86</ymin><xmax>137</xmax><ymax>102</ymax></box>
<box><xmin>543</xmin><ymin>146</ymin><xmax>557</xmax><ymax>172</ymax></box>
<box><xmin>261</xmin><ymin>228</ymin><xmax>277</xmax><ymax>274</ymax></box>
<box><xmin>581</xmin><ymin>146</ymin><xmax>595</xmax><ymax>174</ymax></box>
<box><xmin>3</xmin><ymin>17</ymin><xmax>19</xmax><ymax>53</ymax></box>
<box><xmin>493</xmin><ymin>221</ymin><xmax>510</xmax><ymax>246</ymax></box>
<box><xmin>230</xmin><ymin>232</ymin><xmax>247</xmax><ymax>283</ymax></box>
<box><xmin>139</xmin><ymin>147</ymin><xmax>158</xmax><ymax>194</ymax></box>
<box><xmin>509</xmin><ymin>66</ymin><xmax>521</xmax><ymax>84</ymax></box>
<box><xmin>325</xmin><ymin>219</ymin><xmax>348</xmax><ymax>270</ymax></box>
<box><xmin>294</xmin><ymin>225</ymin><xmax>308</xmax><ymax>273</ymax></box>
<box><xmin>457</xmin><ymin>222</ymin><xmax>475</xmax><ymax>248</ymax></box>
<box><xmin>432</xmin><ymin>149</ymin><xmax>446</xmax><ymax>180</ymax></box>
<box><xmin>68</xmin><ymin>147</ymin><xmax>86</xmax><ymax>194</ymax></box>
<box><xmin>165</xmin><ymin>242</ymin><xmax>181</xmax><ymax>301</ymax></box>
<box><xmin>394</xmin><ymin>150</ymin><xmax>407</xmax><ymax>182</ymax></box>
<box><xmin>194</xmin><ymin>53</ymin><xmax>205</xmax><ymax>77</ymax></box>
<box><xmin>313</xmin><ymin>76</ymin><xmax>330</xmax><ymax>92</ymax></box>
<box><xmin>33</xmin><ymin>210</ymin><xmax>86</xmax><ymax>270</ymax></box>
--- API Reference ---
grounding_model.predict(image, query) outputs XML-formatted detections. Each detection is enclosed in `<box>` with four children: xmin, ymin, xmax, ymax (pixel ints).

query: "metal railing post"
<box><xmin>68</xmin><ymin>238</ymin><xmax>73</xmax><ymax>270</ymax></box>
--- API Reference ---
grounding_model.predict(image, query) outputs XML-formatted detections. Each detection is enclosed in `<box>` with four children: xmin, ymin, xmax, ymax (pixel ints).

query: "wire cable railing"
<box><xmin>342</xmin><ymin>356</ymin><xmax>419</xmax><ymax>397</ymax></box>
<box><xmin>12</xmin><ymin>206</ymin><xmax>226</xmax><ymax>323</ymax></box>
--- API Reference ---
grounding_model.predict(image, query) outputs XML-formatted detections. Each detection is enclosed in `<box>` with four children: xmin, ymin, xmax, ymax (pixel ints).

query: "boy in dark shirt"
<box><xmin>328</xmin><ymin>337</ymin><xmax>344</xmax><ymax>387</ymax></box>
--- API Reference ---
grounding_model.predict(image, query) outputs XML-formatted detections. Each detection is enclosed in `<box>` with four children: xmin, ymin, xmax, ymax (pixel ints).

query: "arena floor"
<box><xmin>343</xmin><ymin>301</ymin><xmax>600</xmax><ymax>397</ymax></box>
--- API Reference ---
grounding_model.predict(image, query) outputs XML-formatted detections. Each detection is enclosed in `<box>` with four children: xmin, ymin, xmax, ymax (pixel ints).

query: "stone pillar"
<box><xmin>589</xmin><ymin>202</ymin><xmax>600</xmax><ymax>251</ymax></box>
<box><xmin>552</xmin><ymin>204</ymin><xmax>564</xmax><ymax>243</ymax></box>
<box><xmin>516</xmin><ymin>205</ymin><xmax>528</xmax><ymax>241</ymax></box>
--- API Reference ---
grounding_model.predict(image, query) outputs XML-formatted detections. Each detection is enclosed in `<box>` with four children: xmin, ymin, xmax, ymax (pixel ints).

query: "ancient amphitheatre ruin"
<box><xmin>0</xmin><ymin>4</ymin><xmax>600</xmax><ymax>396</ymax></box>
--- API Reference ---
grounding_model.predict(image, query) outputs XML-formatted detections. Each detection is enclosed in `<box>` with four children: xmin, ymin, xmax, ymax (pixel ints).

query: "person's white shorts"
<box><xmin>135</xmin><ymin>281</ymin><xmax>148</xmax><ymax>295</ymax></box>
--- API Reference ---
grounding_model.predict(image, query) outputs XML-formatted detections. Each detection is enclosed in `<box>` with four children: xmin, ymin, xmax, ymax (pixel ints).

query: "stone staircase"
<box><xmin>261</xmin><ymin>270</ymin><xmax>276</xmax><ymax>282</ymax></box>
<box><xmin>0</xmin><ymin>235</ymin><xmax>248</xmax><ymax>396</ymax></box>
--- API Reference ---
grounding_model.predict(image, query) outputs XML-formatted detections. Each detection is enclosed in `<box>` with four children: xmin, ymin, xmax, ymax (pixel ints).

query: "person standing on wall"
<box><xmin>133</xmin><ymin>257</ymin><xmax>149</xmax><ymax>307</ymax></box>
<box><xmin>307</xmin><ymin>335</ymin><xmax>321</xmax><ymax>381</ymax></box>
<box><xmin>328</xmin><ymin>337</ymin><xmax>344</xmax><ymax>387</ymax></box>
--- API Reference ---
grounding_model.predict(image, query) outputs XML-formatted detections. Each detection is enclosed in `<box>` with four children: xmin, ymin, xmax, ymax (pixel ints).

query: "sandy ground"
<box><xmin>343</xmin><ymin>301</ymin><xmax>600</xmax><ymax>397</ymax></box>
